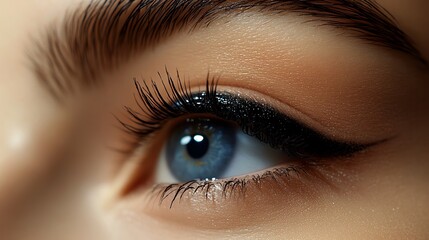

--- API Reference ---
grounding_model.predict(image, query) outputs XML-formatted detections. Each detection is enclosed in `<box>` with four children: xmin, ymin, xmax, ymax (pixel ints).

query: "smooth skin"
<box><xmin>0</xmin><ymin>0</ymin><xmax>428</xmax><ymax>239</ymax></box>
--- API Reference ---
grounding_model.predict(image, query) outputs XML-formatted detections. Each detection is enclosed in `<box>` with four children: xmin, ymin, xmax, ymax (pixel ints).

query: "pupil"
<box><xmin>186</xmin><ymin>134</ymin><xmax>209</xmax><ymax>159</ymax></box>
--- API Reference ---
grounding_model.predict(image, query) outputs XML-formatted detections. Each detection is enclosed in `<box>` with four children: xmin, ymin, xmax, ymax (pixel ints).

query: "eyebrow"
<box><xmin>30</xmin><ymin>0</ymin><xmax>426</xmax><ymax>100</ymax></box>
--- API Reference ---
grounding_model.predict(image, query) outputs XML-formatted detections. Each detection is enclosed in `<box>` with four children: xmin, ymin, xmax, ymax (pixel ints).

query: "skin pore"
<box><xmin>0</xmin><ymin>0</ymin><xmax>429</xmax><ymax>240</ymax></box>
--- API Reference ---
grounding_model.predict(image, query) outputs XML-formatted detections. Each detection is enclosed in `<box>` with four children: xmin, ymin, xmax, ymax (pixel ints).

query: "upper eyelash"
<box><xmin>118</xmin><ymin>69</ymin><xmax>219</xmax><ymax>140</ymax></box>
<box><xmin>119</xmin><ymin>69</ymin><xmax>371</xmax><ymax>158</ymax></box>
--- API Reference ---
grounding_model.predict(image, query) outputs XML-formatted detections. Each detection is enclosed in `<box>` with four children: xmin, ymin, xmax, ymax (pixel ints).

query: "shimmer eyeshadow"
<box><xmin>121</xmin><ymin>77</ymin><xmax>369</xmax><ymax>159</ymax></box>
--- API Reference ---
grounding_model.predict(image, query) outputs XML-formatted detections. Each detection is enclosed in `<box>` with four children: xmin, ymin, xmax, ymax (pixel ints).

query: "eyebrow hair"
<box><xmin>30</xmin><ymin>0</ymin><xmax>426</xmax><ymax>100</ymax></box>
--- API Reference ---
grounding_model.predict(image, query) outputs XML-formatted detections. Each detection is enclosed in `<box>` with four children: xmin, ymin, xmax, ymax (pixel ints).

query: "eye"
<box><xmin>116</xmin><ymin>70</ymin><xmax>373</xmax><ymax>207</ymax></box>
<box><xmin>155</xmin><ymin>118</ymin><xmax>284</xmax><ymax>183</ymax></box>
<box><xmin>162</xmin><ymin>118</ymin><xmax>237</xmax><ymax>182</ymax></box>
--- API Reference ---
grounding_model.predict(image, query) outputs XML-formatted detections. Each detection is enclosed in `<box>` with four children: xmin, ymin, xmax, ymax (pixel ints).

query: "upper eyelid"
<box><xmin>118</xmin><ymin>71</ymin><xmax>372</xmax><ymax>158</ymax></box>
<box><xmin>30</xmin><ymin>0</ymin><xmax>425</xmax><ymax>101</ymax></box>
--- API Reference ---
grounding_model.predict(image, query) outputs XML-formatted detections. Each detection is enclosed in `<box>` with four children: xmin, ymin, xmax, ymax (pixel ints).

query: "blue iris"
<box><xmin>166</xmin><ymin>119</ymin><xmax>237</xmax><ymax>182</ymax></box>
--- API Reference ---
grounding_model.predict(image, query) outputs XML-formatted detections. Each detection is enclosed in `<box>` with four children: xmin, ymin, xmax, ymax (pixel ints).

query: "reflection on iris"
<box><xmin>166</xmin><ymin>119</ymin><xmax>237</xmax><ymax>182</ymax></box>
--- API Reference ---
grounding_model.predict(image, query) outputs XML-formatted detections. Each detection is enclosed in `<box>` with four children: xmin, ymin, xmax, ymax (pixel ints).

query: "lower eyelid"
<box><xmin>153</xmin><ymin>166</ymin><xmax>307</xmax><ymax>208</ymax></box>
<box><xmin>112</xmin><ymin>162</ymin><xmax>350</xmax><ymax>229</ymax></box>
<box><xmin>154</xmin><ymin>162</ymin><xmax>335</xmax><ymax>205</ymax></box>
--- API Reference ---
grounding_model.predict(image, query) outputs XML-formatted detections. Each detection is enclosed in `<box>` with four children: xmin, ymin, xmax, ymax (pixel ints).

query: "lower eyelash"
<box><xmin>150</xmin><ymin>165</ymin><xmax>311</xmax><ymax>208</ymax></box>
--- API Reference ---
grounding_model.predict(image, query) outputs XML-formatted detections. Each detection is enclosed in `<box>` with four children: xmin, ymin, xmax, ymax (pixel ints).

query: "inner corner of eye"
<box><xmin>154</xmin><ymin>116</ymin><xmax>285</xmax><ymax>184</ymax></box>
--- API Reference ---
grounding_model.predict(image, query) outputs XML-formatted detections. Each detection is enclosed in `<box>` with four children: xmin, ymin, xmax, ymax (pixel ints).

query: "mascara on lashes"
<box><xmin>122</xmin><ymin>77</ymin><xmax>369</xmax><ymax>159</ymax></box>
